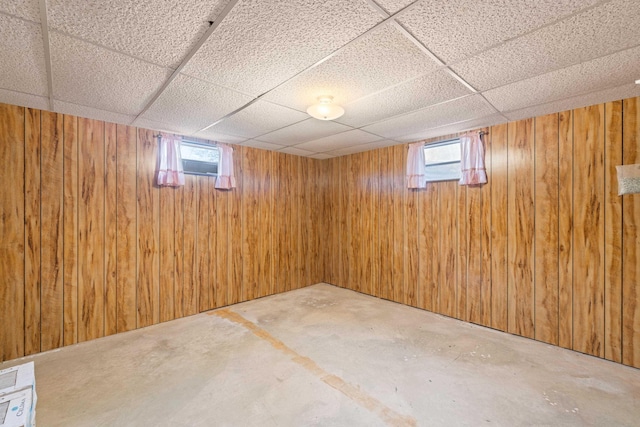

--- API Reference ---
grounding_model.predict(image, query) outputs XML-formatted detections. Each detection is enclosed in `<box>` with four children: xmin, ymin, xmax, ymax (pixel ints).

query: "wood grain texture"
<box><xmin>604</xmin><ymin>101</ymin><xmax>623</xmax><ymax>363</ymax></box>
<box><xmin>104</xmin><ymin>122</ymin><xmax>118</xmax><ymax>336</ymax></box>
<box><xmin>159</xmin><ymin>181</ymin><xmax>176</xmax><ymax>321</ymax></box>
<box><xmin>392</xmin><ymin>145</ymin><xmax>405</xmax><ymax>304</ymax></box>
<box><xmin>479</xmin><ymin>130</ymin><xmax>492</xmax><ymax>327</ymax></box>
<box><xmin>182</xmin><ymin>175</ymin><xmax>198</xmax><ymax>315</ymax></box>
<box><xmin>507</xmin><ymin>118</ymin><xmax>535</xmax><ymax>338</ymax></box>
<box><xmin>63</xmin><ymin>115</ymin><xmax>79</xmax><ymax>346</ymax></box>
<box><xmin>207</xmin><ymin>176</ymin><xmax>217</xmax><ymax>307</ymax></box>
<box><xmin>573</xmin><ymin>105</ymin><xmax>605</xmax><ymax>357</ymax></box>
<box><xmin>196</xmin><ymin>176</ymin><xmax>210</xmax><ymax>312</ymax></box>
<box><xmin>115</xmin><ymin>125</ymin><xmax>137</xmax><ymax>332</ymax></box>
<box><xmin>136</xmin><ymin>129</ymin><xmax>159</xmax><ymax>327</ymax></box>
<box><xmin>379</xmin><ymin>148</ymin><xmax>394</xmax><ymax>300</ymax></box>
<box><xmin>173</xmin><ymin>179</ymin><xmax>185</xmax><ymax>318</ymax></box>
<box><xmin>490</xmin><ymin>123</ymin><xmax>508</xmax><ymax>331</ymax></box>
<box><xmin>622</xmin><ymin>97</ymin><xmax>640</xmax><ymax>367</ymax></box>
<box><xmin>41</xmin><ymin>111</ymin><xmax>65</xmax><ymax>350</ymax></box>
<box><xmin>215</xmin><ymin>178</ymin><xmax>230</xmax><ymax>308</ymax></box>
<box><xmin>534</xmin><ymin>114</ymin><xmax>560</xmax><ymax>345</ymax></box>
<box><xmin>24</xmin><ymin>108</ymin><xmax>40</xmax><ymax>355</ymax></box>
<box><xmin>455</xmin><ymin>182</ymin><xmax>467</xmax><ymax>320</ymax></box>
<box><xmin>558</xmin><ymin>110</ymin><xmax>574</xmax><ymax>350</ymax></box>
<box><xmin>441</xmin><ymin>181</ymin><xmax>457</xmax><ymax>318</ymax></box>
<box><xmin>467</xmin><ymin>175</ymin><xmax>483</xmax><ymax>324</ymax></box>
<box><xmin>229</xmin><ymin>145</ymin><xmax>243</xmax><ymax>305</ymax></box>
<box><xmin>339</xmin><ymin>156</ymin><xmax>351</xmax><ymax>290</ymax></box>
<box><xmin>78</xmin><ymin>118</ymin><xmax>105</xmax><ymax>342</ymax></box>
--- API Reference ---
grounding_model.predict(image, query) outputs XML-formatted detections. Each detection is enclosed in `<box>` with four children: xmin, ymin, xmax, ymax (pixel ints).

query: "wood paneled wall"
<box><xmin>0</xmin><ymin>103</ymin><xmax>323</xmax><ymax>362</ymax></box>
<box><xmin>321</xmin><ymin>97</ymin><xmax>640</xmax><ymax>369</ymax></box>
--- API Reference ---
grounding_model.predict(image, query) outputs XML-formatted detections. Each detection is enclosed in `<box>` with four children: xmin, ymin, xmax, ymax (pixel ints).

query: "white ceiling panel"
<box><xmin>191</xmin><ymin>128</ymin><xmax>247</xmax><ymax>144</ymax></box>
<box><xmin>0</xmin><ymin>0</ymin><xmax>40</xmax><ymax>22</ymax></box>
<box><xmin>308</xmin><ymin>152</ymin><xmax>336</xmax><ymax>159</ymax></box>
<box><xmin>54</xmin><ymin>100</ymin><xmax>136</xmax><ymax>125</ymax></box>
<box><xmin>362</xmin><ymin>95</ymin><xmax>495</xmax><ymax>139</ymax></box>
<box><xmin>46</xmin><ymin>0</ymin><xmax>232</xmax><ymax>68</ymax></box>
<box><xmin>51</xmin><ymin>32</ymin><xmax>171</xmax><ymax>115</ymax></box>
<box><xmin>0</xmin><ymin>88</ymin><xmax>49</xmax><ymax>111</ymax></box>
<box><xmin>504</xmin><ymin>83</ymin><xmax>640</xmax><ymax>122</ymax></box>
<box><xmin>240</xmin><ymin>140</ymin><xmax>287</xmax><ymax>151</ymax></box>
<box><xmin>257</xmin><ymin>118</ymin><xmax>353</xmax><ymax>146</ymax></box>
<box><xmin>133</xmin><ymin>117</ymin><xmax>190</xmax><ymax>135</ymax></box>
<box><xmin>0</xmin><ymin>15</ymin><xmax>47</xmax><ymax>96</ymax></box>
<box><xmin>398</xmin><ymin>0</ymin><xmax>602</xmax><ymax>64</ymax></box>
<box><xmin>279</xmin><ymin>147</ymin><xmax>315</xmax><ymax>156</ymax></box>
<box><xmin>182</xmin><ymin>0</ymin><xmax>382</xmax><ymax>96</ymax></box>
<box><xmin>140</xmin><ymin>73</ymin><xmax>253</xmax><ymax>135</ymax></box>
<box><xmin>294</xmin><ymin>129</ymin><xmax>382</xmax><ymax>152</ymax></box>
<box><xmin>264</xmin><ymin>24</ymin><xmax>440</xmax><ymax>110</ymax></box>
<box><xmin>337</xmin><ymin>69</ymin><xmax>472</xmax><ymax>128</ymax></box>
<box><xmin>326</xmin><ymin>139</ymin><xmax>399</xmax><ymax>156</ymax></box>
<box><xmin>453</xmin><ymin>0</ymin><xmax>640</xmax><ymax>91</ymax></box>
<box><xmin>209</xmin><ymin>100</ymin><xmax>308</xmax><ymax>139</ymax></box>
<box><xmin>372</xmin><ymin>0</ymin><xmax>416</xmax><ymax>15</ymax></box>
<box><xmin>484</xmin><ymin>45</ymin><xmax>640</xmax><ymax>113</ymax></box>
<box><xmin>393</xmin><ymin>113</ymin><xmax>508</xmax><ymax>143</ymax></box>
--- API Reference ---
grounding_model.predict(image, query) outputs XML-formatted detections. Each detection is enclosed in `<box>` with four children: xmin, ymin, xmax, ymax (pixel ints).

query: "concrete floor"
<box><xmin>3</xmin><ymin>284</ymin><xmax>640</xmax><ymax>426</ymax></box>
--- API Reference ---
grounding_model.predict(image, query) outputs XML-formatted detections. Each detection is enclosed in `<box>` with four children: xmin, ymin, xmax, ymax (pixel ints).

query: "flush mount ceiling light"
<box><xmin>636</xmin><ymin>79</ymin><xmax>640</xmax><ymax>84</ymax></box>
<box><xmin>307</xmin><ymin>96</ymin><xmax>345</xmax><ymax>121</ymax></box>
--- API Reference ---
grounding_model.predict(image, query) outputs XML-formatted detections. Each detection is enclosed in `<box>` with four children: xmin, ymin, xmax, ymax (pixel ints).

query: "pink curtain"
<box><xmin>407</xmin><ymin>142</ymin><xmax>427</xmax><ymax>189</ymax></box>
<box><xmin>215</xmin><ymin>143</ymin><xmax>236</xmax><ymax>190</ymax></box>
<box><xmin>156</xmin><ymin>134</ymin><xmax>185</xmax><ymax>187</ymax></box>
<box><xmin>459</xmin><ymin>132</ymin><xmax>487</xmax><ymax>186</ymax></box>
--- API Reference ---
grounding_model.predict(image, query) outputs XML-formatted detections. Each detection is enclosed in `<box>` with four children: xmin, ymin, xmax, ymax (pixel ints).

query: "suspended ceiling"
<box><xmin>1</xmin><ymin>0</ymin><xmax>640</xmax><ymax>159</ymax></box>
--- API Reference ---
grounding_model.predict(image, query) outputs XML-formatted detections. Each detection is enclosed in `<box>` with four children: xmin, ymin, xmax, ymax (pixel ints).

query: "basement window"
<box><xmin>180</xmin><ymin>140</ymin><xmax>219</xmax><ymax>176</ymax></box>
<box><xmin>423</xmin><ymin>138</ymin><xmax>461</xmax><ymax>182</ymax></box>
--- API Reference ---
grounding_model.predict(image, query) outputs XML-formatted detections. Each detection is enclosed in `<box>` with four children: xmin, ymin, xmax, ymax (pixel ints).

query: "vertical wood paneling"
<box><xmin>196</xmin><ymin>176</ymin><xmax>210</xmax><ymax>312</ymax></box>
<box><xmin>558</xmin><ymin>110</ymin><xmax>574</xmax><ymax>349</ymax></box>
<box><xmin>104</xmin><ymin>122</ymin><xmax>117</xmax><ymax>336</ymax></box>
<box><xmin>362</xmin><ymin>150</ymin><xmax>378</xmax><ymax>296</ymax></box>
<box><xmin>159</xmin><ymin>184</ymin><xmax>176</xmax><ymax>321</ymax></box>
<box><xmin>0</xmin><ymin>104</ymin><xmax>25</xmax><ymax>360</ymax></box>
<box><xmin>216</xmin><ymin>182</ymin><xmax>230</xmax><ymax>308</ymax></box>
<box><xmin>490</xmin><ymin>123</ymin><xmax>508</xmax><ymax>331</ymax></box>
<box><xmin>41</xmin><ymin>111</ymin><xmax>65</xmax><ymax>350</ymax></box>
<box><xmin>479</xmin><ymin>131</ymin><xmax>492</xmax><ymax>327</ymax></box>
<box><xmin>467</xmin><ymin>181</ymin><xmax>482</xmax><ymax>324</ymax></box>
<box><xmin>24</xmin><ymin>108</ymin><xmax>40</xmax><ymax>355</ymax></box>
<box><xmin>277</xmin><ymin>154</ymin><xmax>293</xmax><ymax>293</ymax></box>
<box><xmin>208</xmin><ymin>176</ymin><xmax>217</xmax><ymax>307</ymax></box>
<box><xmin>229</xmin><ymin>145</ymin><xmax>243</xmax><ymax>305</ymax></box>
<box><xmin>301</xmin><ymin>156</ymin><xmax>313</xmax><ymax>290</ymax></box>
<box><xmin>115</xmin><ymin>125</ymin><xmax>137</xmax><ymax>332</ymax></box>
<box><xmin>348</xmin><ymin>155</ymin><xmax>361</xmax><ymax>292</ymax></box>
<box><xmin>573</xmin><ymin>105</ymin><xmax>605</xmax><ymax>357</ymax></box>
<box><xmin>183</xmin><ymin>175</ymin><xmax>198</xmax><ymax>315</ymax></box>
<box><xmin>507</xmin><ymin>118</ymin><xmax>535</xmax><ymax>338</ymax></box>
<box><xmin>417</xmin><ymin>181</ymin><xmax>430</xmax><ymax>311</ymax></box>
<box><xmin>622</xmin><ymin>97</ymin><xmax>640</xmax><ymax>367</ymax></box>
<box><xmin>392</xmin><ymin>146</ymin><xmax>405</xmax><ymax>304</ymax></box>
<box><xmin>406</xmin><ymin>184</ymin><xmax>419</xmax><ymax>307</ymax></box>
<box><xmin>455</xmin><ymin>183</ymin><xmax>467</xmax><ymax>320</ymax></box>
<box><xmin>604</xmin><ymin>101</ymin><xmax>623</xmax><ymax>363</ymax></box>
<box><xmin>174</xmin><ymin>181</ymin><xmax>185</xmax><ymax>318</ymax></box>
<box><xmin>63</xmin><ymin>115</ymin><xmax>78</xmax><ymax>346</ymax></box>
<box><xmin>78</xmin><ymin>118</ymin><xmax>105</xmax><ymax>342</ymax></box>
<box><xmin>534</xmin><ymin>114</ymin><xmax>560</xmax><ymax>345</ymax></box>
<box><xmin>339</xmin><ymin>155</ymin><xmax>351</xmax><ymax>290</ymax></box>
<box><xmin>440</xmin><ymin>181</ymin><xmax>457</xmax><ymax>317</ymax></box>
<box><xmin>136</xmin><ymin>129</ymin><xmax>159</xmax><ymax>327</ymax></box>
<box><xmin>379</xmin><ymin>148</ymin><xmax>393</xmax><ymax>300</ymax></box>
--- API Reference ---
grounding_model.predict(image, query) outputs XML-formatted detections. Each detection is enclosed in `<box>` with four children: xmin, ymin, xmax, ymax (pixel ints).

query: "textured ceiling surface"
<box><xmin>1</xmin><ymin>0</ymin><xmax>639</xmax><ymax>158</ymax></box>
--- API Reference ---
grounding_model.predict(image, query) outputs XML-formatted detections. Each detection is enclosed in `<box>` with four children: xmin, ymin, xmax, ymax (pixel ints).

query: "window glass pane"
<box><xmin>424</xmin><ymin>141</ymin><xmax>460</xmax><ymax>165</ymax></box>
<box><xmin>180</xmin><ymin>142</ymin><xmax>220</xmax><ymax>163</ymax></box>
<box><xmin>425</xmin><ymin>163</ymin><xmax>461</xmax><ymax>182</ymax></box>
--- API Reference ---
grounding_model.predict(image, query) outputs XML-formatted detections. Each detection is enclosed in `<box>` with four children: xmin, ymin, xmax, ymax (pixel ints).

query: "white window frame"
<box><xmin>180</xmin><ymin>140</ymin><xmax>219</xmax><ymax>177</ymax></box>
<box><xmin>423</xmin><ymin>138</ymin><xmax>461</xmax><ymax>182</ymax></box>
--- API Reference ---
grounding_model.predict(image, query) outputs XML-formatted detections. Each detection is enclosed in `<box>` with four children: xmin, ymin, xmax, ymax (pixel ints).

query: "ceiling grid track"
<box><xmin>38</xmin><ymin>0</ymin><xmax>54</xmax><ymax>111</ymax></box>
<box><xmin>131</xmin><ymin>0</ymin><xmax>243</xmax><ymax>126</ymax></box>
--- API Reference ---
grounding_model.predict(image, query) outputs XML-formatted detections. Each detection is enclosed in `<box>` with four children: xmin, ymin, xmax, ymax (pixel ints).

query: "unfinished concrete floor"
<box><xmin>2</xmin><ymin>283</ymin><xmax>640</xmax><ymax>426</ymax></box>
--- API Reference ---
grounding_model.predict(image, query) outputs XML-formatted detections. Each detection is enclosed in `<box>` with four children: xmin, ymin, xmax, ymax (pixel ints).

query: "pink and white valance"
<box><xmin>156</xmin><ymin>134</ymin><xmax>185</xmax><ymax>187</ymax></box>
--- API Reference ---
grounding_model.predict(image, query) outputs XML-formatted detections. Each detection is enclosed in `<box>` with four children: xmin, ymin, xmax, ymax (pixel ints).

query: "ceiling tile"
<box><xmin>192</xmin><ymin>128</ymin><xmax>248</xmax><ymax>144</ymax></box>
<box><xmin>0</xmin><ymin>88</ymin><xmax>49</xmax><ymax>111</ymax></box>
<box><xmin>264</xmin><ymin>24</ymin><xmax>440</xmax><ymax>111</ymax></box>
<box><xmin>504</xmin><ymin>83</ymin><xmax>640</xmax><ymax>121</ymax></box>
<box><xmin>279</xmin><ymin>147</ymin><xmax>315</xmax><ymax>156</ymax></box>
<box><xmin>53</xmin><ymin>100</ymin><xmax>136</xmax><ymax>125</ymax></box>
<box><xmin>257</xmin><ymin>118</ymin><xmax>353</xmax><ymax>146</ymax></box>
<box><xmin>182</xmin><ymin>0</ymin><xmax>382</xmax><ymax>96</ymax></box>
<box><xmin>393</xmin><ymin>113</ymin><xmax>507</xmax><ymax>143</ymax></box>
<box><xmin>0</xmin><ymin>0</ymin><xmax>40</xmax><ymax>22</ymax></box>
<box><xmin>294</xmin><ymin>129</ymin><xmax>382</xmax><ymax>152</ymax></box>
<box><xmin>337</xmin><ymin>69</ymin><xmax>472</xmax><ymax>128</ymax></box>
<box><xmin>362</xmin><ymin>95</ymin><xmax>495</xmax><ymax>139</ymax></box>
<box><xmin>139</xmin><ymin>73</ymin><xmax>253</xmax><ymax>135</ymax></box>
<box><xmin>373</xmin><ymin>0</ymin><xmax>416</xmax><ymax>15</ymax></box>
<box><xmin>46</xmin><ymin>0</ymin><xmax>232</xmax><ymax>68</ymax></box>
<box><xmin>51</xmin><ymin>32</ymin><xmax>171</xmax><ymax>116</ymax></box>
<box><xmin>208</xmin><ymin>100</ymin><xmax>308</xmax><ymax>139</ymax></box>
<box><xmin>398</xmin><ymin>0</ymin><xmax>602</xmax><ymax>64</ymax></box>
<box><xmin>240</xmin><ymin>140</ymin><xmax>286</xmax><ymax>151</ymax></box>
<box><xmin>453</xmin><ymin>0</ymin><xmax>640</xmax><ymax>91</ymax></box>
<box><xmin>483</xmin><ymin>45</ymin><xmax>640</xmax><ymax>113</ymax></box>
<box><xmin>0</xmin><ymin>15</ymin><xmax>47</xmax><ymax>96</ymax></box>
<box><xmin>326</xmin><ymin>139</ymin><xmax>398</xmax><ymax>156</ymax></box>
<box><xmin>133</xmin><ymin>117</ymin><xmax>191</xmax><ymax>135</ymax></box>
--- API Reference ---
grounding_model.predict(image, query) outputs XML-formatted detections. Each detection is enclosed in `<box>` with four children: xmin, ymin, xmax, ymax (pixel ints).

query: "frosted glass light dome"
<box><xmin>307</xmin><ymin>96</ymin><xmax>344</xmax><ymax>121</ymax></box>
